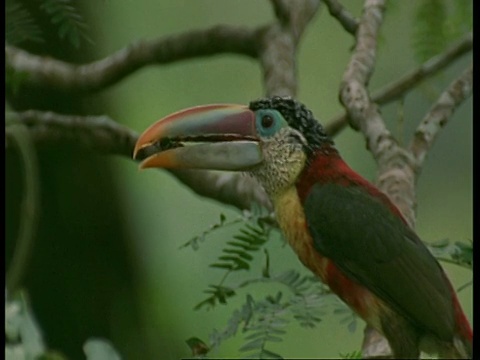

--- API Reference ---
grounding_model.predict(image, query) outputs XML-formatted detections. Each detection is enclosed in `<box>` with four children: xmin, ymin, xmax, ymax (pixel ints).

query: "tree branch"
<box><xmin>259</xmin><ymin>0</ymin><xmax>320</xmax><ymax>96</ymax></box>
<box><xmin>326</xmin><ymin>31</ymin><xmax>472</xmax><ymax>137</ymax></box>
<box><xmin>338</xmin><ymin>1</ymin><xmax>401</xmax><ymax>357</ymax></box>
<box><xmin>5</xmin><ymin>111</ymin><xmax>137</xmax><ymax>156</ymax></box>
<box><xmin>410</xmin><ymin>64</ymin><xmax>473</xmax><ymax>171</ymax></box>
<box><xmin>5</xmin><ymin>25</ymin><xmax>258</xmax><ymax>93</ymax></box>
<box><xmin>5</xmin><ymin>110</ymin><xmax>272</xmax><ymax>212</ymax></box>
<box><xmin>323</xmin><ymin>0</ymin><xmax>359</xmax><ymax>34</ymax></box>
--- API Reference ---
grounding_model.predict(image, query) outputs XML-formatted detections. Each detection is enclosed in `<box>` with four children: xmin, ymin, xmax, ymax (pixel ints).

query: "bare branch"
<box><xmin>5</xmin><ymin>25</ymin><xmax>258</xmax><ymax>93</ymax></box>
<box><xmin>323</xmin><ymin>0</ymin><xmax>359</xmax><ymax>34</ymax></box>
<box><xmin>5</xmin><ymin>110</ymin><xmax>271</xmax><ymax>212</ymax></box>
<box><xmin>326</xmin><ymin>32</ymin><xmax>472</xmax><ymax>137</ymax></box>
<box><xmin>5</xmin><ymin>111</ymin><xmax>137</xmax><ymax>157</ymax></box>
<box><xmin>410</xmin><ymin>64</ymin><xmax>473</xmax><ymax>170</ymax></box>
<box><xmin>339</xmin><ymin>0</ymin><xmax>389</xmax><ymax>161</ymax></box>
<box><xmin>258</xmin><ymin>25</ymin><xmax>297</xmax><ymax>97</ymax></box>
<box><xmin>172</xmin><ymin>170</ymin><xmax>272</xmax><ymax>212</ymax></box>
<box><xmin>374</xmin><ymin>33</ymin><xmax>472</xmax><ymax>104</ymax></box>
<box><xmin>339</xmin><ymin>1</ymin><xmax>405</xmax><ymax>357</ymax></box>
<box><xmin>270</xmin><ymin>0</ymin><xmax>291</xmax><ymax>26</ymax></box>
<box><xmin>259</xmin><ymin>0</ymin><xmax>320</xmax><ymax>96</ymax></box>
<box><xmin>340</xmin><ymin>0</ymin><xmax>418</xmax><ymax>226</ymax></box>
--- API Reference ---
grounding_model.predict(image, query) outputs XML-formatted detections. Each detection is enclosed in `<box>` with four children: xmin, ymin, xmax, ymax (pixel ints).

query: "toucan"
<box><xmin>133</xmin><ymin>96</ymin><xmax>472</xmax><ymax>359</ymax></box>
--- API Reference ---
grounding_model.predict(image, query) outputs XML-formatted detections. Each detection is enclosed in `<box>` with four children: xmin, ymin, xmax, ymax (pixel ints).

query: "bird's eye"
<box><xmin>255</xmin><ymin>109</ymin><xmax>287</xmax><ymax>137</ymax></box>
<box><xmin>261</xmin><ymin>115</ymin><xmax>274</xmax><ymax>128</ymax></box>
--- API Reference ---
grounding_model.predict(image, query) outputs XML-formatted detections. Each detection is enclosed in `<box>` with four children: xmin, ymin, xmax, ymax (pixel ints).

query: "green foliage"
<box><xmin>40</xmin><ymin>0</ymin><xmax>92</xmax><ymax>48</ymax></box>
<box><xmin>427</xmin><ymin>238</ymin><xmax>473</xmax><ymax>269</ymax></box>
<box><xmin>5</xmin><ymin>290</ymin><xmax>122</xmax><ymax>360</ymax></box>
<box><xmin>194</xmin><ymin>218</ymin><xmax>272</xmax><ymax>310</ymax></box>
<box><xmin>340</xmin><ymin>350</ymin><xmax>363</xmax><ymax>359</ymax></box>
<box><xmin>332</xmin><ymin>300</ymin><xmax>358</xmax><ymax>334</ymax></box>
<box><xmin>208</xmin><ymin>293</ymin><xmax>289</xmax><ymax>359</ymax></box>
<box><xmin>5</xmin><ymin>0</ymin><xmax>92</xmax><ymax>49</ymax></box>
<box><xmin>239</xmin><ymin>293</ymin><xmax>287</xmax><ymax>359</ymax></box>
<box><xmin>428</xmin><ymin>238</ymin><xmax>473</xmax><ymax>292</ymax></box>
<box><xmin>412</xmin><ymin>0</ymin><xmax>448</xmax><ymax>63</ymax></box>
<box><xmin>5</xmin><ymin>0</ymin><xmax>43</xmax><ymax>45</ymax></box>
<box><xmin>6</xmin><ymin>291</ymin><xmax>46</xmax><ymax>360</ymax></box>
<box><xmin>185</xmin><ymin>209</ymin><xmax>472</xmax><ymax>358</ymax></box>
<box><xmin>412</xmin><ymin>0</ymin><xmax>472</xmax><ymax>62</ymax></box>
<box><xmin>184</xmin><ymin>212</ymin><xmax>339</xmax><ymax>357</ymax></box>
<box><xmin>5</xmin><ymin>67</ymin><xmax>31</xmax><ymax>97</ymax></box>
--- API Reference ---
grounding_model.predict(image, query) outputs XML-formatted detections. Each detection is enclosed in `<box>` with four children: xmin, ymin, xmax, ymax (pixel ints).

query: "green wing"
<box><xmin>304</xmin><ymin>183</ymin><xmax>454</xmax><ymax>340</ymax></box>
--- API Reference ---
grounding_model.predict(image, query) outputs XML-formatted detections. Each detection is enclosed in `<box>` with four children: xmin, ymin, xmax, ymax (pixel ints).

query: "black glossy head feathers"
<box><xmin>249</xmin><ymin>96</ymin><xmax>334</xmax><ymax>155</ymax></box>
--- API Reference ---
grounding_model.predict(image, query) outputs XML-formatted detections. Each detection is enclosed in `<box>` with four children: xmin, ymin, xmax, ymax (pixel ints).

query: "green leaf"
<box><xmin>222</xmin><ymin>249</ymin><xmax>254</xmax><ymax>261</ymax></box>
<box><xmin>239</xmin><ymin>338</ymin><xmax>265</xmax><ymax>352</ymax></box>
<box><xmin>5</xmin><ymin>292</ymin><xmax>46</xmax><ymax>359</ymax></box>
<box><xmin>260</xmin><ymin>348</ymin><xmax>284</xmax><ymax>359</ymax></box>
<box><xmin>412</xmin><ymin>0</ymin><xmax>448</xmax><ymax>62</ymax></box>
<box><xmin>5</xmin><ymin>1</ymin><xmax>43</xmax><ymax>45</ymax></box>
<box><xmin>40</xmin><ymin>0</ymin><xmax>92</xmax><ymax>48</ymax></box>
<box><xmin>226</xmin><ymin>241</ymin><xmax>259</xmax><ymax>252</ymax></box>
<box><xmin>209</xmin><ymin>263</ymin><xmax>233</xmax><ymax>270</ymax></box>
<box><xmin>340</xmin><ymin>350</ymin><xmax>363</xmax><ymax>359</ymax></box>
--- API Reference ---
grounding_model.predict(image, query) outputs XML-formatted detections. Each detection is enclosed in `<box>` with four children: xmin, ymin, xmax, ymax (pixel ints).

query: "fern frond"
<box><xmin>290</xmin><ymin>292</ymin><xmax>325</xmax><ymax>328</ymax></box>
<box><xmin>180</xmin><ymin>213</ymin><xmax>234</xmax><ymax>250</ymax></box>
<box><xmin>427</xmin><ymin>238</ymin><xmax>473</xmax><ymax>269</ymax></box>
<box><xmin>412</xmin><ymin>0</ymin><xmax>448</xmax><ymax>62</ymax></box>
<box><xmin>446</xmin><ymin>0</ymin><xmax>472</xmax><ymax>40</ymax></box>
<box><xmin>209</xmin><ymin>295</ymin><xmax>255</xmax><ymax>351</ymax></box>
<box><xmin>332</xmin><ymin>299</ymin><xmax>358</xmax><ymax>333</ymax></box>
<box><xmin>340</xmin><ymin>350</ymin><xmax>363</xmax><ymax>359</ymax></box>
<box><xmin>40</xmin><ymin>0</ymin><xmax>92</xmax><ymax>48</ymax></box>
<box><xmin>194</xmin><ymin>221</ymin><xmax>271</xmax><ymax>310</ymax></box>
<box><xmin>6</xmin><ymin>1</ymin><xmax>43</xmax><ymax>45</ymax></box>
<box><xmin>181</xmin><ymin>206</ymin><xmax>274</xmax><ymax>251</ymax></box>
<box><xmin>194</xmin><ymin>285</ymin><xmax>236</xmax><ymax>310</ymax></box>
<box><xmin>239</xmin><ymin>292</ymin><xmax>287</xmax><ymax>359</ymax></box>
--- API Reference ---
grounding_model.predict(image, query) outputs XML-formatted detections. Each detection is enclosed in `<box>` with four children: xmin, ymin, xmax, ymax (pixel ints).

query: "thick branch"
<box><xmin>259</xmin><ymin>0</ymin><xmax>320</xmax><ymax>96</ymax></box>
<box><xmin>339</xmin><ymin>0</ymin><xmax>392</xmax><ymax>167</ymax></box>
<box><xmin>5</xmin><ymin>111</ymin><xmax>271</xmax><ymax>212</ymax></box>
<box><xmin>5</xmin><ymin>25</ymin><xmax>258</xmax><ymax>93</ymax></box>
<box><xmin>340</xmin><ymin>0</ymin><xmax>417</xmax><ymax>229</ymax></box>
<box><xmin>339</xmin><ymin>1</ymin><xmax>401</xmax><ymax>357</ymax></box>
<box><xmin>5</xmin><ymin>111</ymin><xmax>137</xmax><ymax>156</ymax></box>
<box><xmin>327</xmin><ymin>32</ymin><xmax>472</xmax><ymax>137</ymax></box>
<box><xmin>323</xmin><ymin>0</ymin><xmax>359</xmax><ymax>34</ymax></box>
<box><xmin>410</xmin><ymin>64</ymin><xmax>473</xmax><ymax>170</ymax></box>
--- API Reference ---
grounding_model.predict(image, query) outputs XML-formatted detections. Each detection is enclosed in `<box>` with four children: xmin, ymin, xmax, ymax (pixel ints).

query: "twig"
<box><xmin>6</xmin><ymin>124</ymin><xmax>40</xmax><ymax>294</ymax></box>
<box><xmin>373</xmin><ymin>32</ymin><xmax>472</xmax><ymax>104</ymax></box>
<box><xmin>323</xmin><ymin>0</ymin><xmax>359</xmax><ymax>34</ymax></box>
<box><xmin>326</xmin><ymin>32</ymin><xmax>472</xmax><ymax>137</ymax></box>
<box><xmin>5</xmin><ymin>110</ymin><xmax>272</xmax><ymax>212</ymax></box>
<box><xmin>410</xmin><ymin>64</ymin><xmax>473</xmax><ymax>170</ymax></box>
<box><xmin>5</xmin><ymin>25</ymin><xmax>258</xmax><ymax>93</ymax></box>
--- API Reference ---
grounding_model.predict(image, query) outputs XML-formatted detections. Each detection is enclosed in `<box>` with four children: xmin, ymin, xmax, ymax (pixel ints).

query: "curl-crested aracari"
<box><xmin>133</xmin><ymin>96</ymin><xmax>472</xmax><ymax>359</ymax></box>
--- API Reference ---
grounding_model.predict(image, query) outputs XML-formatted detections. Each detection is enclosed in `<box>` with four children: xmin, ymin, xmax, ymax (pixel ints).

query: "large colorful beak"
<box><xmin>133</xmin><ymin>104</ymin><xmax>263</xmax><ymax>171</ymax></box>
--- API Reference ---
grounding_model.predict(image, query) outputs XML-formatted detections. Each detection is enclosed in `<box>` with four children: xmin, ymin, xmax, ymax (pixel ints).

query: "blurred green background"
<box><xmin>6</xmin><ymin>1</ymin><xmax>472</xmax><ymax>359</ymax></box>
